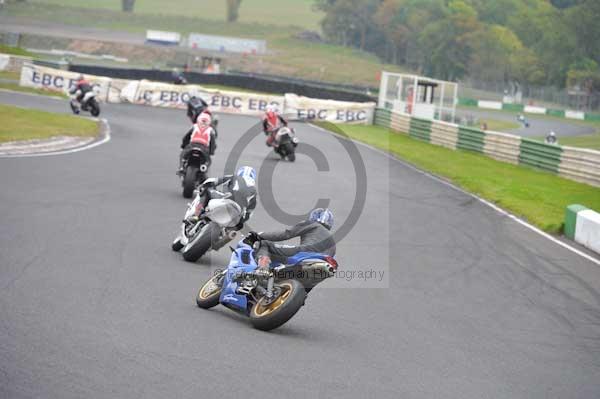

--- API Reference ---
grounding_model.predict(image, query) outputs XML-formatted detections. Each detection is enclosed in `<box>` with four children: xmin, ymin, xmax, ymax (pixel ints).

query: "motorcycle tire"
<box><xmin>89</xmin><ymin>98</ymin><xmax>101</xmax><ymax>117</ymax></box>
<box><xmin>285</xmin><ymin>143</ymin><xmax>295</xmax><ymax>162</ymax></box>
<box><xmin>182</xmin><ymin>166</ymin><xmax>197</xmax><ymax>198</ymax></box>
<box><xmin>249</xmin><ymin>279</ymin><xmax>306</xmax><ymax>331</ymax></box>
<box><xmin>70</xmin><ymin>102</ymin><xmax>80</xmax><ymax>115</ymax></box>
<box><xmin>182</xmin><ymin>221</ymin><xmax>219</xmax><ymax>262</ymax></box>
<box><xmin>171</xmin><ymin>237</ymin><xmax>184</xmax><ymax>252</ymax></box>
<box><xmin>196</xmin><ymin>273</ymin><xmax>223</xmax><ymax>309</ymax></box>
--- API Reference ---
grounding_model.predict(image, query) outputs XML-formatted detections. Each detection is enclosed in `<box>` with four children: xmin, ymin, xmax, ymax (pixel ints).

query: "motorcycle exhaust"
<box><xmin>199</xmin><ymin>164</ymin><xmax>208</xmax><ymax>172</ymax></box>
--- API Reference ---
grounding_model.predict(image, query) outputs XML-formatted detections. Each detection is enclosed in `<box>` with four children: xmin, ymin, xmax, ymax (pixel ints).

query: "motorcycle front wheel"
<box><xmin>182</xmin><ymin>221</ymin><xmax>219</xmax><ymax>262</ymax></box>
<box><xmin>249</xmin><ymin>279</ymin><xmax>306</xmax><ymax>331</ymax></box>
<box><xmin>89</xmin><ymin>98</ymin><xmax>101</xmax><ymax>117</ymax></box>
<box><xmin>196</xmin><ymin>272</ymin><xmax>224</xmax><ymax>308</ymax></box>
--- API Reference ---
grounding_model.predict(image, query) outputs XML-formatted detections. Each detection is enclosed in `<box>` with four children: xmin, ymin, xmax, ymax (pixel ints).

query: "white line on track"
<box><xmin>310</xmin><ymin>123</ymin><xmax>600</xmax><ymax>266</ymax></box>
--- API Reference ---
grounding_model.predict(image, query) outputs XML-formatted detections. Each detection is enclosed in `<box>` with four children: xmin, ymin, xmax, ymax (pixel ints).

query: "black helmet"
<box><xmin>187</xmin><ymin>96</ymin><xmax>206</xmax><ymax>123</ymax></box>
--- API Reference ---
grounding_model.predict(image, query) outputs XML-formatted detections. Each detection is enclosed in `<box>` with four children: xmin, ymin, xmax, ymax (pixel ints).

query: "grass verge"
<box><xmin>0</xmin><ymin>82</ymin><xmax>68</xmax><ymax>98</ymax></box>
<box><xmin>480</xmin><ymin>118</ymin><xmax>520</xmax><ymax>132</ymax></box>
<box><xmin>0</xmin><ymin>44</ymin><xmax>33</xmax><ymax>57</ymax></box>
<box><xmin>33</xmin><ymin>0</ymin><xmax>322</xmax><ymax>30</ymax></box>
<box><xmin>556</xmin><ymin>134</ymin><xmax>600</xmax><ymax>150</ymax></box>
<box><xmin>314</xmin><ymin>121</ymin><xmax>600</xmax><ymax>234</ymax></box>
<box><xmin>0</xmin><ymin>104</ymin><xmax>98</xmax><ymax>143</ymax></box>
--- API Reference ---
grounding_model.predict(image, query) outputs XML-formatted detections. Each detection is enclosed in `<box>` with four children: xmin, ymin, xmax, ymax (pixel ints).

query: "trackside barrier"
<box><xmin>564</xmin><ymin>204</ymin><xmax>600</xmax><ymax>254</ymax></box>
<box><xmin>373</xmin><ymin>108</ymin><xmax>600</xmax><ymax>187</ymax></box>
<box><xmin>460</xmin><ymin>96</ymin><xmax>599</xmax><ymax>121</ymax></box>
<box><xmin>18</xmin><ymin>63</ymin><xmax>375</xmax><ymax>124</ymax></box>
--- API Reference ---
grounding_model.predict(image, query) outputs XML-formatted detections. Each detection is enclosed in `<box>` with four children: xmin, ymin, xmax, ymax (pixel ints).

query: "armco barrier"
<box><xmin>559</xmin><ymin>147</ymin><xmax>600</xmax><ymax>187</ymax></box>
<box><xmin>483</xmin><ymin>132</ymin><xmax>521</xmax><ymax>164</ymax></box>
<box><xmin>390</xmin><ymin>112</ymin><xmax>410</xmax><ymax>134</ymax></box>
<box><xmin>457</xmin><ymin>126</ymin><xmax>485</xmax><ymax>153</ymax></box>
<box><xmin>373</xmin><ymin>108</ymin><xmax>600</xmax><ymax>187</ymax></box>
<box><xmin>518</xmin><ymin>139</ymin><xmax>562</xmax><ymax>173</ymax></box>
<box><xmin>408</xmin><ymin>117</ymin><xmax>432</xmax><ymax>142</ymax></box>
<box><xmin>430</xmin><ymin>121</ymin><xmax>458</xmax><ymax>150</ymax></box>
<box><xmin>374</xmin><ymin>108</ymin><xmax>391</xmax><ymax>128</ymax></box>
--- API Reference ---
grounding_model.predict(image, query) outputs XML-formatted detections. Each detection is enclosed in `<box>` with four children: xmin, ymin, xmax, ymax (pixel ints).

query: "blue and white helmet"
<box><xmin>309</xmin><ymin>208</ymin><xmax>334</xmax><ymax>230</ymax></box>
<box><xmin>236</xmin><ymin>166</ymin><xmax>256</xmax><ymax>186</ymax></box>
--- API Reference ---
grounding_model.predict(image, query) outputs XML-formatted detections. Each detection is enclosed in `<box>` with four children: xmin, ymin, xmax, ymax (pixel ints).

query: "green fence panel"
<box><xmin>547</xmin><ymin>109</ymin><xmax>566</xmax><ymax>118</ymax></box>
<box><xmin>374</xmin><ymin>108</ymin><xmax>391</xmax><ymax>128</ymax></box>
<box><xmin>409</xmin><ymin>117</ymin><xmax>432</xmax><ymax>142</ymax></box>
<box><xmin>502</xmin><ymin>103</ymin><xmax>524</xmax><ymax>112</ymax></box>
<box><xmin>457</xmin><ymin>126</ymin><xmax>485</xmax><ymax>153</ymax></box>
<box><xmin>585</xmin><ymin>112</ymin><xmax>600</xmax><ymax>122</ymax></box>
<box><xmin>564</xmin><ymin>204</ymin><xmax>588</xmax><ymax>240</ymax></box>
<box><xmin>458</xmin><ymin>98</ymin><xmax>478</xmax><ymax>107</ymax></box>
<box><xmin>518</xmin><ymin>138</ymin><xmax>563</xmax><ymax>173</ymax></box>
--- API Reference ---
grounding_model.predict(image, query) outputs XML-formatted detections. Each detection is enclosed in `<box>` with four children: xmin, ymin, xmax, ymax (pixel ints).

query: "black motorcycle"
<box><xmin>181</xmin><ymin>146</ymin><xmax>211</xmax><ymax>198</ymax></box>
<box><xmin>273</xmin><ymin>127</ymin><xmax>299</xmax><ymax>162</ymax></box>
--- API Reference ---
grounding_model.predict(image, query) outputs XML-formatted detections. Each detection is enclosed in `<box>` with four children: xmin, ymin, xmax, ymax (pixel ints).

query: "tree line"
<box><xmin>314</xmin><ymin>0</ymin><xmax>600</xmax><ymax>92</ymax></box>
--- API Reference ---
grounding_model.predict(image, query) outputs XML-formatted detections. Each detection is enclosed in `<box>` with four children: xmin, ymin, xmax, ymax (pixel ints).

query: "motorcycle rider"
<box><xmin>262</xmin><ymin>104</ymin><xmax>288</xmax><ymax>147</ymax></box>
<box><xmin>193</xmin><ymin>166</ymin><xmax>258</xmax><ymax>229</ymax></box>
<box><xmin>252</xmin><ymin>208</ymin><xmax>335</xmax><ymax>267</ymax></box>
<box><xmin>69</xmin><ymin>74</ymin><xmax>93</xmax><ymax>112</ymax></box>
<box><xmin>186</xmin><ymin>96</ymin><xmax>209</xmax><ymax>123</ymax></box>
<box><xmin>178</xmin><ymin>111</ymin><xmax>216</xmax><ymax>176</ymax></box>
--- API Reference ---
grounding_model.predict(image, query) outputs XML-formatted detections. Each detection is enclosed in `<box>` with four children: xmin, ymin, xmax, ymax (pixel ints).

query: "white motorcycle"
<box><xmin>70</xmin><ymin>91</ymin><xmax>101</xmax><ymax>117</ymax></box>
<box><xmin>271</xmin><ymin>126</ymin><xmax>299</xmax><ymax>162</ymax></box>
<box><xmin>172</xmin><ymin>175</ymin><xmax>256</xmax><ymax>262</ymax></box>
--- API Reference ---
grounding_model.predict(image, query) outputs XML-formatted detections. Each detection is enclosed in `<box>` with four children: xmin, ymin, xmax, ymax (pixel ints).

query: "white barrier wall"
<box><xmin>284</xmin><ymin>94</ymin><xmax>375</xmax><ymax>124</ymax></box>
<box><xmin>18</xmin><ymin>63</ymin><xmax>374</xmax><ymax>124</ymax></box>
<box><xmin>19</xmin><ymin>63</ymin><xmax>112</xmax><ymax>98</ymax></box>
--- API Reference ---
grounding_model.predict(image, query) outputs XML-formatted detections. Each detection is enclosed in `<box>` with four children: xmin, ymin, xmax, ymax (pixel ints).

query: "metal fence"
<box><xmin>459</xmin><ymin>79</ymin><xmax>600</xmax><ymax>112</ymax></box>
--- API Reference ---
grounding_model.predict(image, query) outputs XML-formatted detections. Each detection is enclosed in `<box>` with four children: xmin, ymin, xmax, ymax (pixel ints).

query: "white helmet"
<box><xmin>197</xmin><ymin>112</ymin><xmax>212</xmax><ymax>126</ymax></box>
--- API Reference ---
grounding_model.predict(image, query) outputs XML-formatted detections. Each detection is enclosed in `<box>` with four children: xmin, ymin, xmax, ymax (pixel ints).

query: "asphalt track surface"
<box><xmin>1</xmin><ymin>92</ymin><xmax>600</xmax><ymax>399</ymax></box>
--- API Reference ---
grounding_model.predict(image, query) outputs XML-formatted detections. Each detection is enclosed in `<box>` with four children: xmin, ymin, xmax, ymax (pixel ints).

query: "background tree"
<box><xmin>314</xmin><ymin>0</ymin><xmax>600</xmax><ymax>89</ymax></box>
<box><xmin>226</xmin><ymin>0</ymin><xmax>243</xmax><ymax>22</ymax></box>
<box><xmin>121</xmin><ymin>0</ymin><xmax>135</xmax><ymax>12</ymax></box>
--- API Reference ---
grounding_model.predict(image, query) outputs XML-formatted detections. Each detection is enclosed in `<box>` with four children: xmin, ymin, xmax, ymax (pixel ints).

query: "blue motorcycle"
<box><xmin>195</xmin><ymin>235</ymin><xmax>338</xmax><ymax>331</ymax></box>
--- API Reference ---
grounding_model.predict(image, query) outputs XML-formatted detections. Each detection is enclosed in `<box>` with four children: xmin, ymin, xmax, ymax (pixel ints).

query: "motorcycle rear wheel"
<box><xmin>249</xmin><ymin>279</ymin><xmax>306</xmax><ymax>331</ymax></box>
<box><xmin>182</xmin><ymin>166</ymin><xmax>197</xmax><ymax>198</ymax></box>
<box><xmin>284</xmin><ymin>143</ymin><xmax>295</xmax><ymax>162</ymax></box>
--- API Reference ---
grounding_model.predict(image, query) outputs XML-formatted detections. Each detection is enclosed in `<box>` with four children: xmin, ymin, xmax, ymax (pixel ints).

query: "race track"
<box><xmin>1</xmin><ymin>92</ymin><xmax>600</xmax><ymax>399</ymax></box>
<box><xmin>457</xmin><ymin>107</ymin><xmax>594</xmax><ymax>137</ymax></box>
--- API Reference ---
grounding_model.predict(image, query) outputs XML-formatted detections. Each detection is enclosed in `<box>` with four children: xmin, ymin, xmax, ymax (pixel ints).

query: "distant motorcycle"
<box><xmin>272</xmin><ymin>127</ymin><xmax>299</xmax><ymax>162</ymax></box>
<box><xmin>173</xmin><ymin>172</ymin><xmax>256</xmax><ymax>262</ymax></box>
<box><xmin>195</xmin><ymin>233</ymin><xmax>338</xmax><ymax>331</ymax></box>
<box><xmin>181</xmin><ymin>146</ymin><xmax>211</xmax><ymax>199</ymax></box>
<box><xmin>70</xmin><ymin>91</ymin><xmax>100</xmax><ymax>117</ymax></box>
